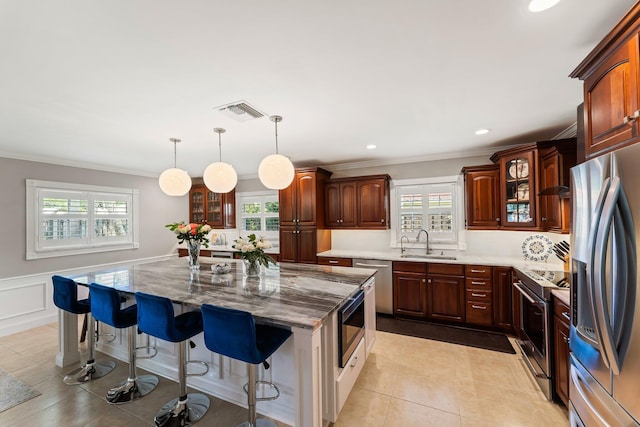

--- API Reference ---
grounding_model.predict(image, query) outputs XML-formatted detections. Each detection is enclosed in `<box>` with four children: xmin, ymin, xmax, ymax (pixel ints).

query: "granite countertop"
<box><xmin>317</xmin><ymin>249</ymin><xmax>566</xmax><ymax>272</ymax></box>
<box><xmin>74</xmin><ymin>257</ymin><xmax>375</xmax><ymax>330</ymax></box>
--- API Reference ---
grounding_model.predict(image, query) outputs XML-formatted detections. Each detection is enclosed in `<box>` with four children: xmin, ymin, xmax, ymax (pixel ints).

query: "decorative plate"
<box><xmin>517</xmin><ymin>183</ymin><xmax>529</xmax><ymax>200</ymax></box>
<box><xmin>521</xmin><ymin>234</ymin><xmax>553</xmax><ymax>262</ymax></box>
<box><xmin>508</xmin><ymin>160</ymin><xmax>529</xmax><ymax>179</ymax></box>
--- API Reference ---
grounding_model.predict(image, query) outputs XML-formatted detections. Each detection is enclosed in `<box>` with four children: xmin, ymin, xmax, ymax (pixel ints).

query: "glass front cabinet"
<box><xmin>189</xmin><ymin>185</ymin><xmax>236</xmax><ymax>228</ymax></box>
<box><xmin>496</xmin><ymin>149</ymin><xmax>537</xmax><ymax>230</ymax></box>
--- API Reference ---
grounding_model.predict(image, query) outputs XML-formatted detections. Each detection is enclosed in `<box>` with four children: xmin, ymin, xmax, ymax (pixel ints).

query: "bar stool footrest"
<box><xmin>135</xmin><ymin>345</ymin><xmax>158</xmax><ymax>360</ymax></box>
<box><xmin>185</xmin><ymin>360</ymin><xmax>209</xmax><ymax>377</ymax></box>
<box><xmin>243</xmin><ymin>380</ymin><xmax>280</xmax><ymax>402</ymax></box>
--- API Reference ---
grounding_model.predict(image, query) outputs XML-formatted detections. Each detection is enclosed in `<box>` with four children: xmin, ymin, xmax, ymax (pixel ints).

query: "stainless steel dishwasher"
<box><xmin>352</xmin><ymin>258</ymin><xmax>393</xmax><ymax>314</ymax></box>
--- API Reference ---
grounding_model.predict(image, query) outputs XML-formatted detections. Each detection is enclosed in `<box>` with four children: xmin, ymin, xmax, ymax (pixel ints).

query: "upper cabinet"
<box><xmin>462</xmin><ymin>164</ymin><xmax>501</xmax><ymax>229</ymax></box>
<box><xmin>463</xmin><ymin>139</ymin><xmax>576</xmax><ymax>233</ymax></box>
<box><xmin>189</xmin><ymin>185</ymin><xmax>236</xmax><ymax>229</ymax></box>
<box><xmin>325</xmin><ymin>175</ymin><xmax>390</xmax><ymax>230</ymax></box>
<box><xmin>570</xmin><ymin>4</ymin><xmax>640</xmax><ymax>158</ymax></box>
<box><xmin>280</xmin><ymin>168</ymin><xmax>332</xmax><ymax>227</ymax></box>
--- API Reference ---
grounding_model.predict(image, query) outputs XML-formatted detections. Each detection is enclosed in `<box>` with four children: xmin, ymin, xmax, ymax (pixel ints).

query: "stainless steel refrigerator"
<box><xmin>570</xmin><ymin>142</ymin><xmax>640</xmax><ymax>426</ymax></box>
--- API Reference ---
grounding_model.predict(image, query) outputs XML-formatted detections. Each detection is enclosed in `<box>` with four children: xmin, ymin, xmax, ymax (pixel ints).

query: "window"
<box><xmin>392</xmin><ymin>176</ymin><xmax>462</xmax><ymax>247</ymax></box>
<box><xmin>236</xmin><ymin>191</ymin><xmax>279</xmax><ymax>243</ymax></box>
<box><xmin>26</xmin><ymin>180</ymin><xmax>139</xmax><ymax>259</ymax></box>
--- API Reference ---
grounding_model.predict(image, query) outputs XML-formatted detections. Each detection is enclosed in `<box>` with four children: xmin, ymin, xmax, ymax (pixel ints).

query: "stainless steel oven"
<box><xmin>338</xmin><ymin>289</ymin><xmax>365</xmax><ymax>368</ymax></box>
<box><xmin>513</xmin><ymin>269</ymin><xmax>569</xmax><ymax>400</ymax></box>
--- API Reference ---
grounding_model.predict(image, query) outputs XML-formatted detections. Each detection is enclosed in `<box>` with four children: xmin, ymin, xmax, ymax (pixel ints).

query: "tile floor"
<box><xmin>0</xmin><ymin>323</ymin><xmax>568</xmax><ymax>427</ymax></box>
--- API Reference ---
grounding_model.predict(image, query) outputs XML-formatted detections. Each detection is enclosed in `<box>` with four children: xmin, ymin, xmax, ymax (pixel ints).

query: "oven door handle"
<box><xmin>513</xmin><ymin>282</ymin><xmax>539</xmax><ymax>305</ymax></box>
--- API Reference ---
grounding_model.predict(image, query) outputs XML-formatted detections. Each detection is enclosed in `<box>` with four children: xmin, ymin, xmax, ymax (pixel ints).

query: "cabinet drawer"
<box><xmin>465</xmin><ymin>277</ymin><xmax>492</xmax><ymax>290</ymax></box>
<box><xmin>466</xmin><ymin>301</ymin><xmax>493</xmax><ymax>326</ymax></box>
<box><xmin>336</xmin><ymin>338</ymin><xmax>366</xmax><ymax>413</ymax></box>
<box><xmin>317</xmin><ymin>257</ymin><xmax>353</xmax><ymax>267</ymax></box>
<box><xmin>554</xmin><ymin>297</ymin><xmax>571</xmax><ymax>321</ymax></box>
<box><xmin>465</xmin><ymin>265</ymin><xmax>492</xmax><ymax>278</ymax></box>
<box><xmin>428</xmin><ymin>263</ymin><xmax>464</xmax><ymax>276</ymax></box>
<box><xmin>466</xmin><ymin>289</ymin><xmax>492</xmax><ymax>303</ymax></box>
<box><xmin>393</xmin><ymin>261</ymin><xmax>427</xmax><ymax>274</ymax></box>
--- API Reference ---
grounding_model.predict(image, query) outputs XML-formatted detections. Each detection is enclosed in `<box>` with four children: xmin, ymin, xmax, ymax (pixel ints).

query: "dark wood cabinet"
<box><xmin>325</xmin><ymin>181</ymin><xmax>357</xmax><ymax>228</ymax></box>
<box><xmin>465</xmin><ymin>265</ymin><xmax>493</xmax><ymax>326</ymax></box>
<box><xmin>428</xmin><ymin>263</ymin><xmax>465</xmax><ymax>323</ymax></box>
<box><xmin>570</xmin><ymin>5</ymin><xmax>640</xmax><ymax>158</ymax></box>
<box><xmin>539</xmin><ymin>145</ymin><xmax>575</xmax><ymax>233</ymax></box>
<box><xmin>279</xmin><ymin>168</ymin><xmax>332</xmax><ymax>263</ymax></box>
<box><xmin>188</xmin><ymin>185</ymin><xmax>235</xmax><ymax>229</ymax></box>
<box><xmin>553</xmin><ymin>297</ymin><xmax>571</xmax><ymax>406</ymax></box>
<box><xmin>393</xmin><ymin>261</ymin><xmax>428</xmax><ymax>319</ymax></box>
<box><xmin>462</xmin><ymin>165</ymin><xmax>501</xmax><ymax>229</ymax></box>
<box><xmin>492</xmin><ymin>267</ymin><xmax>513</xmax><ymax>332</ymax></box>
<box><xmin>496</xmin><ymin>148</ymin><xmax>537</xmax><ymax>230</ymax></box>
<box><xmin>317</xmin><ymin>256</ymin><xmax>353</xmax><ymax>267</ymax></box>
<box><xmin>325</xmin><ymin>175</ymin><xmax>390</xmax><ymax>229</ymax></box>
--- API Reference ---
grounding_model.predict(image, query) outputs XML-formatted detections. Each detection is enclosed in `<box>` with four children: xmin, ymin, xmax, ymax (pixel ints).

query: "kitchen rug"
<box><xmin>376</xmin><ymin>314</ymin><xmax>516</xmax><ymax>354</ymax></box>
<box><xmin>0</xmin><ymin>367</ymin><xmax>41</xmax><ymax>412</ymax></box>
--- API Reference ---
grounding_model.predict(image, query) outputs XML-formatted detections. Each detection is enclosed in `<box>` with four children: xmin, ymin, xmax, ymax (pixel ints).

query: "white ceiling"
<box><xmin>0</xmin><ymin>0</ymin><xmax>636</xmax><ymax>179</ymax></box>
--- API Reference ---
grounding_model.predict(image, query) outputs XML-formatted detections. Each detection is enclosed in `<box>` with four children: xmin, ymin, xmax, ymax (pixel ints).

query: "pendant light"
<box><xmin>258</xmin><ymin>115</ymin><xmax>295</xmax><ymax>190</ymax></box>
<box><xmin>158</xmin><ymin>138</ymin><xmax>192</xmax><ymax>196</ymax></box>
<box><xmin>203</xmin><ymin>128</ymin><xmax>237</xmax><ymax>193</ymax></box>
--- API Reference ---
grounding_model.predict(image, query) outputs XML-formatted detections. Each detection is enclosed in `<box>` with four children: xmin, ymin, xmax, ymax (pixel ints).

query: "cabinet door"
<box><xmin>339</xmin><ymin>182</ymin><xmax>357</xmax><ymax>227</ymax></box>
<box><xmin>206</xmin><ymin>191</ymin><xmax>223</xmax><ymax>227</ymax></box>
<box><xmin>540</xmin><ymin>152</ymin><xmax>561</xmax><ymax>231</ymax></box>
<box><xmin>357</xmin><ymin>179</ymin><xmax>389</xmax><ymax>229</ymax></box>
<box><xmin>584</xmin><ymin>35</ymin><xmax>640</xmax><ymax>158</ymax></box>
<box><xmin>297</xmin><ymin>227</ymin><xmax>318</xmax><ymax>264</ymax></box>
<box><xmin>493</xmin><ymin>267</ymin><xmax>513</xmax><ymax>331</ymax></box>
<box><xmin>279</xmin><ymin>180</ymin><xmax>297</xmax><ymax>226</ymax></box>
<box><xmin>189</xmin><ymin>187</ymin><xmax>206</xmax><ymax>224</ymax></box>
<box><xmin>296</xmin><ymin>172</ymin><xmax>318</xmax><ymax>226</ymax></box>
<box><xmin>278</xmin><ymin>226</ymin><xmax>298</xmax><ymax>263</ymax></box>
<box><xmin>464</xmin><ymin>166</ymin><xmax>500</xmax><ymax>229</ymax></box>
<box><xmin>554</xmin><ymin>314</ymin><xmax>570</xmax><ymax>406</ymax></box>
<box><xmin>501</xmin><ymin>150</ymin><xmax>537</xmax><ymax>229</ymax></box>
<box><xmin>364</xmin><ymin>280</ymin><xmax>376</xmax><ymax>357</ymax></box>
<box><xmin>427</xmin><ymin>275</ymin><xmax>465</xmax><ymax>322</ymax></box>
<box><xmin>325</xmin><ymin>182</ymin><xmax>342</xmax><ymax>228</ymax></box>
<box><xmin>393</xmin><ymin>272</ymin><xmax>427</xmax><ymax>318</ymax></box>
<box><xmin>222</xmin><ymin>189</ymin><xmax>236</xmax><ymax>229</ymax></box>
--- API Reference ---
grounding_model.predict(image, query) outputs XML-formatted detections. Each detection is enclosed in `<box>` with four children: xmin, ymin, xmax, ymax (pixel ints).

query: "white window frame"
<box><xmin>390</xmin><ymin>175</ymin><xmax>465</xmax><ymax>251</ymax></box>
<box><xmin>26</xmin><ymin>179</ymin><xmax>139</xmax><ymax>260</ymax></box>
<box><xmin>236</xmin><ymin>190</ymin><xmax>280</xmax><ymax>245</ymax></box>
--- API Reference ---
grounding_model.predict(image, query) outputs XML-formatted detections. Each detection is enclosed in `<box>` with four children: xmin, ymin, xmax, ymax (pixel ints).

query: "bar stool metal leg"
<box><xmin>154</xmin><ymin>340</ymin><xmax>210</xmax><ymax>427</ymax></box>
<box><xmin>237</xmin><ymin>363</ymin><xmax>278</xmax><ymax>427</ymax></box>
<box><xmin>106</xmin><ymin>326</ymin><xmax>159</xmax><ymax>404</ymax></box>
<box><xmin>63</xmin><ymin>313</ymin><xmax>116</xmax><ymax>385</ymax></box>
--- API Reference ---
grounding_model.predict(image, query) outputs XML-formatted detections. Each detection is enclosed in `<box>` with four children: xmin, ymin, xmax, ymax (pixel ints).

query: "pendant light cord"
<box><xmin>218</xmin><ymin>132</ymin><xmax>223</xmax><ymax>161</ymax></box>
<box><xmin>274</xmin><ymin>119</ymin><xmax>279</xmax><ymax>154</ymax></box>
<box><xmin>169</xmin><ymin>138</ymin><xmax>181</xmax><ymax>168</ymax></box>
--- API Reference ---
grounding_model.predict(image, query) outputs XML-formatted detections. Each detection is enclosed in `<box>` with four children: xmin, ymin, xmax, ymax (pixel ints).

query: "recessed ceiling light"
<box><xmin>366</xmin><ymin>144</ymin><xmax>377</xmax><ymax>150</ymax></box>
<box><xmin>475</xmin><ymin>128</ymin><xmax>491</xmax><ymax>135</ymax></box>
<box><xmin>528</xmin><ymin>0</ymin><xmax>561</xmax><ymax>12</ymax></box>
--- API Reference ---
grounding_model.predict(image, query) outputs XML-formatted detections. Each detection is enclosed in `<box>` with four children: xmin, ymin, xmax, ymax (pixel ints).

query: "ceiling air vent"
<box><xmin>214</xmin><ymin>101</ymin><xmax>266</xmax><ymax>122</ymax></box>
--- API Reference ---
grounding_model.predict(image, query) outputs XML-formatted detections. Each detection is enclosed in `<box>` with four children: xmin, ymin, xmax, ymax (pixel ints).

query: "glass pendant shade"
<box><xmin>258</xmin><ymin>153</ymin><xmax>295</xmax><ymax>190</ymax></box>
<box><xmin>159</xmin><ymin>138</ymin><xmax>192</xmax><ymax>196</ymax></box>
<box><xmin>159</xmin><ymin>167</ymin><xmax>192</xmax><ymax>196</ymax></box>
<box><xmin>203</xmin><ymin>161</ymin><xmax>237</xmax><ymax>193</ymax></box>
<box><xmin>259</xmin><ymin>115</ymin><xmax>295</xmax><ymax>190</ymax></box>
<box><xmin>528</xmin><ymin>0</ymin><xmax>561</xmax><ymax>12</ymax></box>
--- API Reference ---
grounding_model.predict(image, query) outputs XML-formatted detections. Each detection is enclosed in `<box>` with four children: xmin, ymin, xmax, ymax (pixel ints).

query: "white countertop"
<box><xmin>317</xmin><ymin>249</ymin><xmax>566</xmax><ymax>272</ymax></box>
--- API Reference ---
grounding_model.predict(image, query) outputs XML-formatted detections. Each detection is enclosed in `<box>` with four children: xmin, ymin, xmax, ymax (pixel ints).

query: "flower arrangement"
<box><xmin>165</xmin><ymin>222</ymin><xmax>214</xmax><ymax>247</ymax></box>
<box><xmin>232</xmin><ymin>234</ymin><xmax>276</xmax><ymax>267</ymax></box>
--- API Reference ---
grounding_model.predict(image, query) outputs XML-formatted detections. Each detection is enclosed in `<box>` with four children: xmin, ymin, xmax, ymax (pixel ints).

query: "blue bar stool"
<box><xmin>52</xmin><ymin>275</ymin><xmax>116</xmax><ymax>385</ymax></box>
<box><xmin>89</xmin><ymin>283</ymin><xmax>159</xmax><ymax>404</ymax></box>
<box><xmin>135</xmin><ymin>292</ymin><xmax>210</xmax><ymax>427</ymax></box>
<box><xmin>201</xmin><ymin>304</ymin><xmax>292</xmax><ymax>427</ymax></box>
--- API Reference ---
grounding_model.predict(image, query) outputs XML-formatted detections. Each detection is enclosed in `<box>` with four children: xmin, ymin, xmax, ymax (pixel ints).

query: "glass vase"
<box><xmin>243</xmin><ymin>259</ymin><xmax>262</xmax><ymax>277</ymax></box>
<box><xmin>187</xmin><ymin>239</ymin><xmax>201</xmax><ymax>271</ymax></box>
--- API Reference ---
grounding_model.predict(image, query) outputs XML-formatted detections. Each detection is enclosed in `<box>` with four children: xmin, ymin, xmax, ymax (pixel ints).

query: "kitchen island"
<box><xmin>57</xmin><ymin>257</ymin><xmax>376</xmax><ymax>427</ymax></box>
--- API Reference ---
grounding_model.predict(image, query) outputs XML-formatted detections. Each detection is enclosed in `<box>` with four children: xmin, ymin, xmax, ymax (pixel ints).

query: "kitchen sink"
<box><xmin>400</xmin><ymin>254</ymin><xmax>457</xmax><ymax>260</ymax></box>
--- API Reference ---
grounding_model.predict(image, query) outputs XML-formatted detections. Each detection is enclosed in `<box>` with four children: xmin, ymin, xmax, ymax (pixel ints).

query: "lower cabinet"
<box><xmin>465</xmin><ymin>265</ymin><xmax>493</xmax><ymax>326</ymax></box>
<box><xmin>393</xmin><ymin>261</ymin><xmax>427</xmax><ymax>318</ymax></box>
<box><xmin>279</xmin><ymin>226</ymin><xmax>318</xmax><ymax>264</ymax></box>
<box><xmin>364</xmin><ymin>278</ymin><xmax>376</xmax><ymax>357</ymax></box>
<box><xmin>493</xmin><ymin>267</ymin><xmax>514</xmax><ymax>332</ymax></box>
<box><xmin>553</xmin><ymin>296</ymin><xmax>570</xmax><ymax>406</ymax></box>
<box><xmin>427</xmin><ymin>263</ymin><xmax>465</xmax><ymax>323</ymax></box>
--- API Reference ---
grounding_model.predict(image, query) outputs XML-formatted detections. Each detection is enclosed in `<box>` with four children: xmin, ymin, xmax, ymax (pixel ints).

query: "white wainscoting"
<box><xmin>0</xmin><ymin>255</ymin><xmax>173</xmax><ymax>337</ymax></box>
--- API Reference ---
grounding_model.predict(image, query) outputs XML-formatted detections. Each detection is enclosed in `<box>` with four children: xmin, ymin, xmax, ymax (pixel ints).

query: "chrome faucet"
<box><xmin>416</xmin><ymin>229</ymin><xmax>430</xmax><ymax>254</ymax></box>
<box><xmin>400</xmin><ymin>235</ymin><xmax>410</xmax><ymax>254</ymax></box>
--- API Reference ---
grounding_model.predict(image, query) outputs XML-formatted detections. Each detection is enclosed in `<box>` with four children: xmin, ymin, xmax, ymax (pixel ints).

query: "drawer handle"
<box><xmin>471</xmin><ymin>281</ymin><xmax>486</xmax><ymax>285</ymax></box>
<box><xmin>562</xmin><ymin>312</ymin><xmax>570</xmax><ymax>321</ymax></box>
<box><xmin>623</xmin><ymin>110</ymin><xmax>640</xmax><ymax>124</ymax></box>
<box><xmin>350</xmin><ymin>355</ymin><xmax>360</xmax><ymax>368</ymax></box>
<box><xmin>472</xmin><ymin>305</ymin><xmax>487</xmax><ymax>310</ymax></box>
<box><xmin>471</xmin><ymin>293</ymin><xmax>487</xmax><ymax>297</ymax></box>
<box><xmin>470</xmin><ymin>269</ymin><xmax>486</xmax><ymax>273</ymax></box>
<box><xmin>329</xmin><ymin>260</ymin><xmax>339</xmax><ymax>264</ymax></box>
